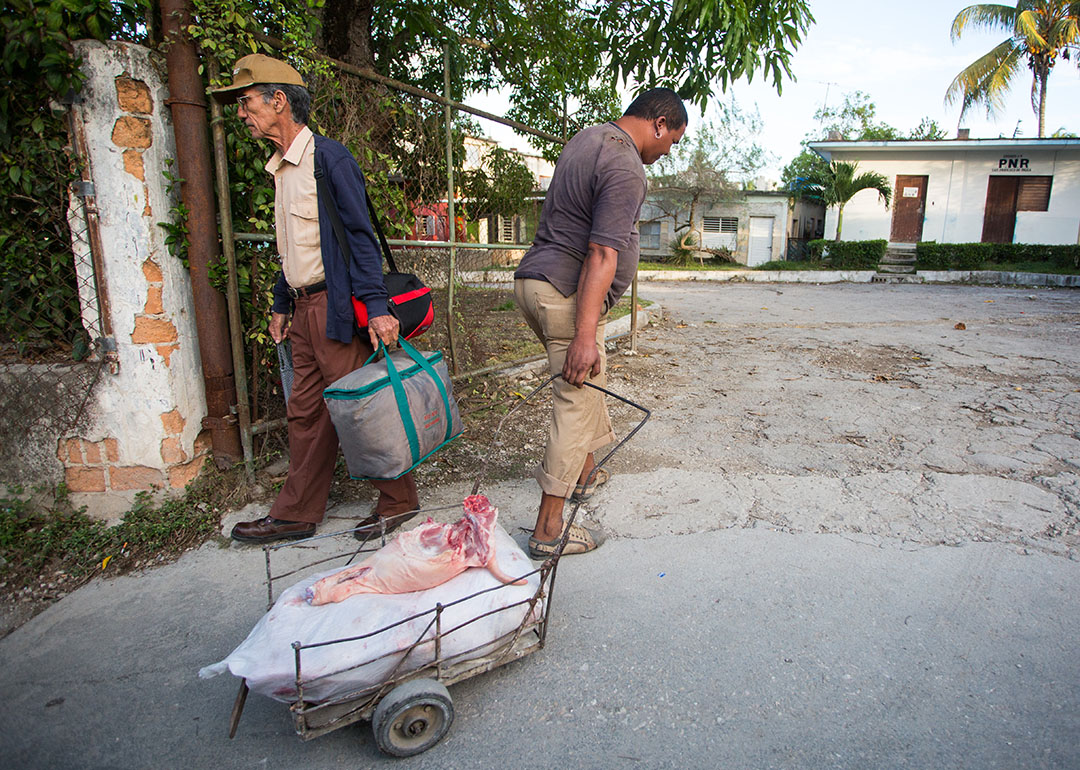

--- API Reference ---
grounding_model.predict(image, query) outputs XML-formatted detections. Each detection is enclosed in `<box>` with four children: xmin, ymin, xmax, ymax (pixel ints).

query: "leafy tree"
<box><xmin>804</xmin><ymin>161</ymin><xmax>892</xmax><ymax>242</ymax></box>
<box><xmin>460</xmin><ymin>145</ymin><xmax>537</xmax><ymax>240</ymax></box>
<box><xmin>648</xmin><ymin>101</ymin><xmax>770</xmax><ymax>263</ymax></box>
<box><xmin>317</xmin><ymin>0</ymin><xmax>814</xmax><ymax>155</ymax></box>
<box><xmin>945</xmin><ymin>1</ymin><xmax>1080</xmax><ymax>137</ymax></box>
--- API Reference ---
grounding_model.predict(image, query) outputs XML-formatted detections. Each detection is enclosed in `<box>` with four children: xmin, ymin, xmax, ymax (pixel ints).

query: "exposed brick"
<box><xmin>104</xmin><ymin>438</ymin><xmax>120</xmax><ymax>462</ymax></box>
<box><xmin>193</xmin><ymin>429</ymin><xmax>213</xmax><ymax>456</ymax></box>
<box><xmin>109</xmin><ymin>465</ymin><xmax>165</xmax><ymax>491</ymax></box>
<box><xmin>155</xmin><ymin>343</ymin><xmax>178</xmax><ymax>366</ymax></box>
<box><xmin>111</xmin><ymin>115</ymin><xmax>152</xmax><ymax>149</ymax></box>
<box><xmin>83</xmin><ymin>440</ymin><xmax>101</xmax><ymax>464</ymax></box>
<box><xmin>160</xmin><ymin>408</ymin><xmax>185</xmax><ymax>435</ymax></box>
<box><xmin>131</xmin><ymin>316</ymin><xmax>177</xmax><ymax>344</ymax></box>
<box><xmin>66</xmin><ymin>466</ymin><xmax>106</xmax><ymax>493</ymax></box>
<box><xmin>142</xmin><ymin>259</ymin><xmax>162</xmax><ymax>283</ymax></box>
<box><xmin>61</xmin><ymin>437</ymin><xmax>82</xmax><ymax>464</ymax></box>
<box><xmin>160</xmin><ymin>436</ymin><xmax>187</xmax><ymax>464</ymax></box>
<box><xmin>122</xmin><ymin>149</ymin><xmax>145</xmax><ymax>181</ymax></box>
<box><xmin>115</xmin><ymin>75</ymin><xmax>152</xmax><ymax>114</ymax></box>
<box><xmin>144</xmin><ymin>285</ymin><xmax>163</xmax><ymax>314</ymax></box>
<box><xmin>169</xmin><ymin>457</ymin><xmax>206</xmax><ymax>490</ymax></box>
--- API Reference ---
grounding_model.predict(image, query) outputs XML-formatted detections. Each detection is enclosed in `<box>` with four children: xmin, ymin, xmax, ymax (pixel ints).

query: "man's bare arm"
<box><xmin>563</xmin><ymin>242</ymin><xmax>617</xmax><ymax>387</ymax></box>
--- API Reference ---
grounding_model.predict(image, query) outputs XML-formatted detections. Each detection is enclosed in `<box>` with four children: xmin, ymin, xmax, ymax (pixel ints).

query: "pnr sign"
<box><xmin>997</xmin><ymin>155</ymin><xmax>1031</xmax><ymax>172</ymax></box>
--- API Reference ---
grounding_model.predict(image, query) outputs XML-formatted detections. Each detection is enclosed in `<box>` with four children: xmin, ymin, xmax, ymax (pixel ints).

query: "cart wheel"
<box><xmin>372</xmin><ymin>679</ymin><xmax>454</xmax><ymax>757</ymax></box>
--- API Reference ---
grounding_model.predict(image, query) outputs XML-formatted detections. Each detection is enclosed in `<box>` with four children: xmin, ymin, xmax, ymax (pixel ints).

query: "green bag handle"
<box><xmin>373</xmin><ymin>337</ymin><xmax>455</xmax><ymax>465</ymax></box>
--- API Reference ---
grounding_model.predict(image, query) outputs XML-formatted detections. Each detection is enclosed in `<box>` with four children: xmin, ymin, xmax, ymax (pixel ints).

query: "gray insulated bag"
<box><xmin>324</xmin><ymin>337</ymin><xmax>462</xmax><ymax>480</ymax></box>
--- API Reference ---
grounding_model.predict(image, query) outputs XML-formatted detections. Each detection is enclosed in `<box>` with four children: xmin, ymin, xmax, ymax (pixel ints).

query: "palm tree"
<box><xmin>805</xmin><ymin>161</ymin><xmax>892</xmax><ymax>242</ymax></box>
<box><xmin>945</xmin><ymin>1</ymin><xmax>1080</xmax><ymax>138</ymax></box>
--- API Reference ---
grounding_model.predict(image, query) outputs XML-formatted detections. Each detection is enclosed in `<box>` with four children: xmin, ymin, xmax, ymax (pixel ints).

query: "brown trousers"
<box><xmin>269</xmin><ymin>291</ymin><xmax>418</xmax><ymax>524</ymax></box>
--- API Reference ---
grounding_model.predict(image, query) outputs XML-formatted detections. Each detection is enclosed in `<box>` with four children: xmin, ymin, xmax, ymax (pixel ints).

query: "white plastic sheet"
<box><xmin>199</xmin><ymin>526</ymin><xmax>539</xmax><ymax>703</ymax></box>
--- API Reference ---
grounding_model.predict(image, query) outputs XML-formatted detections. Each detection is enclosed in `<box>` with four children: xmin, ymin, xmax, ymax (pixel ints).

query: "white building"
<box><xmin>639</xmin><ymin>190</ymin><xmax>792</xmax><ymax>266</ymax></box>
<box><xmin>809</xmin><ymin>137</ymin><xmax>1080</xmax><ymax>245</ymax></box>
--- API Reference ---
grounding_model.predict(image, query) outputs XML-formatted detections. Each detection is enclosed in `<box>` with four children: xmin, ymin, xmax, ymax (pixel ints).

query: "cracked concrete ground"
<box><xmin>1</xmin><ymin>281</ymin><xmax>1078</xmax><ymax>769</ymax></box>
<box><xmin>588</xmin><ymin>282</ymin><xmax>1080</xmax><ymax>559</ymax></box>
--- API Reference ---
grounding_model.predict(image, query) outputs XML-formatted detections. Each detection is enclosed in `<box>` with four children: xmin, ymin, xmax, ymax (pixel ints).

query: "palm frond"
<box><xmin>1016</xmin><ymin>9</ymin><xmax>1050</xmax><ymax>47</ymax></box>
<box><xmin>945</xmin><ymin>39</ymin><xmax>1024</xmax><ymax>117</ymax></box>
<box><xmin>951</xmin><ymin>3</ymin><xmax>1020</xmax><ymax>41</ymax></box>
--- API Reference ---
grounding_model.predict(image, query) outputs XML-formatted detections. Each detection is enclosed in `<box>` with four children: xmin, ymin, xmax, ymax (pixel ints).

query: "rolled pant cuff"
<box><xmin>533</xmin><ymin>465</ymin><xmax>574</xmax><ymax>499</ymax></box>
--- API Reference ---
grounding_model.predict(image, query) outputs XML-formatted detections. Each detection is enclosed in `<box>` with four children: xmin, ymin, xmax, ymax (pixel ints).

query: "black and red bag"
<box><xmin>315</xmin><ymin>156</ymin><xmax>434</xmax><ymax>340</ymax></box>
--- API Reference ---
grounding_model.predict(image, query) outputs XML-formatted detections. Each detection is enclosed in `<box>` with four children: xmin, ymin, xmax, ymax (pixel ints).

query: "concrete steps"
<box><xmin>874</xmin><ymin>245</ymin><xmax>921</xmax><ymax>282</ymax></box>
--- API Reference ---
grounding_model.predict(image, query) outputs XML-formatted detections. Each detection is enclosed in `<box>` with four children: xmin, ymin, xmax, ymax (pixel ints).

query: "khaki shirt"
<box><xmin>266</xmin><ymin>126</ymin><xmax>325</xmax><ymax>289</ymax></box>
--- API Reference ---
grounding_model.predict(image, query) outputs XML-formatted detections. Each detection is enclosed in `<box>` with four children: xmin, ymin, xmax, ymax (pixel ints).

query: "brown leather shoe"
<box><xmin>231</xmin><ymin>515</ymin><xmax>316</xmax><ymax>543</ymax></box>
<box><xmin>352</xmin><ymin>508</ymin><xmax>420</xmax><ymax>542</ymax></box>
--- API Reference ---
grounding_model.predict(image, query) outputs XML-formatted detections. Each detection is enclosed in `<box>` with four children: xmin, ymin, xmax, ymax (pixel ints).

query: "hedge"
<box><xmin>916</xmin><ymin>243</ymin><xmax>1080</xmax><ymax>271</ymax></box>
<box><xmin>823</xmin><ymin>239</ymin><xmax>887</xmax><ymax>269</ymax></box>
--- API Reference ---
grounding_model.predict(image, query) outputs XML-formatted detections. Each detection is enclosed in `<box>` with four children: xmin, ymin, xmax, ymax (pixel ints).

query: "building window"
<box><xmin>703</xmin><ymin>216</ymin><xmax>737</xmax><ymax>234</ymax></box>
<box><xmin>640</xmin><ymin>221</ymin><xmax>661</xmax><ymax>249</ymax></box>
<box><xmin>421</xmin><ymin>215</ymin><xmax>437</xmax><ymax>237</ymax></box>
<box><xmin>497</xmin><ymin>214</ymin><xmax>516</xmax><ymax>243</ymax></box>
<box><xmin>1016</xmin><ymin>176</ymin><xmax>1052</xmax><ymax>211</ymax></box>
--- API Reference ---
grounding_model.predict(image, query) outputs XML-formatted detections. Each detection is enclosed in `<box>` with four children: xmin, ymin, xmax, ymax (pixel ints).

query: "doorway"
<box><xmin>981</xmin><ymin>176</ymin><xmax>1018</xmax><ymax>243</ymax></box>
<box><xmin>747</xmin><ymin>217</ymin><xmax>774</xmax><ymax>266</ymax></box>
<box><xmin>890</xmin><ymin>175</ymin><xmax>928</xmax><ymax>242</ymax></box>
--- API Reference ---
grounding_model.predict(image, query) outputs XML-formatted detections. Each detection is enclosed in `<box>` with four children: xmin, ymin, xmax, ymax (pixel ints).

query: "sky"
<box><xmin>470</xmin><ymin>0</ymin><xmax>1080</xmax><ymax>180</ymax></box>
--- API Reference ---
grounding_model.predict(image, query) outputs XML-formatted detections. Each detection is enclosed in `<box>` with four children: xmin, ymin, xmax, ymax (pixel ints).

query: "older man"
<box><xmin>514</xmin><ymin>88</ymin><xmax>687</xmax><ymax>559</ymax></box>
<box><xmin>212</xmin><ymin>55</ymin><xmax>419</xmax><ymax>543</ymax></box>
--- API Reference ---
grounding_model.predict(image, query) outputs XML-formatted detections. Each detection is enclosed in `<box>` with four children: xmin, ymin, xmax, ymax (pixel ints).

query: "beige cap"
<box><xmin>210</xmin><ymin>54</ymin><xmax>306</xmax><ymax>104</ymax></box>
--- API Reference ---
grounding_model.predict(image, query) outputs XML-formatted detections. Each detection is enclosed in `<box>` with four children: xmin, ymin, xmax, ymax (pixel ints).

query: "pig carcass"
<box><xmin>306</xmin><ymin>494</ymin><xmax>525</xmax><ymax>605</ymax></box>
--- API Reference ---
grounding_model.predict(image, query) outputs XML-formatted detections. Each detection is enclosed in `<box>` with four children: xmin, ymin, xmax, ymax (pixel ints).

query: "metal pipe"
<box><xmin>160</xmin><ymin>0</ymin><xmax>243</xmax><ymax>465</ymax></box>
<box><xmin>254</xmin><ymin>33</ymin><xmax>565</xmax><ymax>147</ymax></box>
<box><xmin>207</xmin><ymin>59</ymin><xmax>254</xmax><ymax>473</ymax></box>
<box><xmin>630</xmin><ymin>273</ymin><xmax>639</xmax><ymax>353</ymax></box>
<box><xmin>444</xmin><ymin>44</ymin><xmax>459</xmax><ymax>375</ymax></box>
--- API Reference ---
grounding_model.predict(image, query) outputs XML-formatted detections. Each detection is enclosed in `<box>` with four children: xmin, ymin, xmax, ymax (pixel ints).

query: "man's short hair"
<box><xmin>256</xmin><ymin>82</ymin><xmax>311</xmax><ymax>126</ymax></box>
<box><xmin>623</xmin><ymin>88</ymin><xmax>688</xmax><ymax>131</ymax></box>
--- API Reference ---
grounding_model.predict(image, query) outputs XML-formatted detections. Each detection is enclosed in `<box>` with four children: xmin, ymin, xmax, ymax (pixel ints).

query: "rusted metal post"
<box><xmin>207</xmin><ymin>59</ymin><xmax>254</xmax><ymax>472</ymax></box>
<box><xmin>443</xmin><ymin>44</ymin><xmax>459</xmax><ymax>375</ymax></box>
<box><xmin>160</xmin><ymin>0</ymin><xmax>243</xmax><ymax>465</ymax></box>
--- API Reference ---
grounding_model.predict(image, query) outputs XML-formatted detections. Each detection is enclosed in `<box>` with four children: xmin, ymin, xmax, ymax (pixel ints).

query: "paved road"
<box><xmin>2</xmin><ymin>281</ymin><xmax>1078</xmax><ymax>769</ymax></box>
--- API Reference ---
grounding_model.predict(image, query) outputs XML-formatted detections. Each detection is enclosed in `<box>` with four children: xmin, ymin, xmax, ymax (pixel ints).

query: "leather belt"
<box><xmin>287</xmin><ymin>280</ymin><xmax>327</xmax><ymax>299</ymax></box>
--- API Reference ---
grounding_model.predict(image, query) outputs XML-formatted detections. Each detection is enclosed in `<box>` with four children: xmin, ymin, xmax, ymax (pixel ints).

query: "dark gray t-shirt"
<box><xmin>515</xmin><ymin>122</ymin><xmax>647</xmax><ymax>309</ymax></box>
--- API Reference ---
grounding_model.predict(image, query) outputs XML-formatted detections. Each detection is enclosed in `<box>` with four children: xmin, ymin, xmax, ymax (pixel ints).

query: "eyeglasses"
<box><xmin>236</xmin><ymin>94</ymin><xmax>255</xmax><ymax>111</ymax></box>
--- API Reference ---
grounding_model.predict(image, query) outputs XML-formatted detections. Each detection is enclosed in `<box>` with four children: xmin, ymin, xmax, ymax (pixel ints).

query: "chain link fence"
<box><xmin>0</xmin><ymin>107</ymin><xmax>109</xmax><ymax>484</ymax></box>
<box><xmin>220</xmin><ymin>47</ymin><xmax>566</xmax><ymax>455</ymax></box>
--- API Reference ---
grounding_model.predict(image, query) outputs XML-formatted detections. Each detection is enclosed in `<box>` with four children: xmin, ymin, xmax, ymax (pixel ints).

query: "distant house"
<box><xmin>809</xmin><ymin>136</ymin><xmax>1080</xmax><ymax>244</ymax></box>
<box><xmin>639</xmin><ymin>190</ymin><xmax>798</xmax><ymax>266</ymax></box>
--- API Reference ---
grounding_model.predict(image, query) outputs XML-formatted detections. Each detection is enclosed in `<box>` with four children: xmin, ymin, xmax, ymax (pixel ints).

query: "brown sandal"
<box><xmin>570</xmin><ymin>467</ymin><xmax>610</xmax><ymax>503</ymax></box>
<box><xmin>528</xmin><ymin>521</ymin><xmax>605</xmax><ymax>559</ymax></box>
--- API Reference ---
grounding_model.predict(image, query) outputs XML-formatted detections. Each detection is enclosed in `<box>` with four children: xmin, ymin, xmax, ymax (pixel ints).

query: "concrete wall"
<box><xmin>639</xmin><ymin>192</ymin><xmax>790</xmax><ymax>265</ymax></box>
<box><xmin>820</xmin><ymin>147</ymin><xmax>1080</xmax><ymax>245</ymax></box>
<box><xmin>61</xmin><ymin>40</ymin><xmax>210</xmax><ymax>519</ymax></box>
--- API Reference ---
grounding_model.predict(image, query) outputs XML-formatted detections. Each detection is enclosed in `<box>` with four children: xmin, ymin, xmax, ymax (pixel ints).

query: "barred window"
<box><xmin>639</xmin><ymin>221</ymin><xmax>661</xmax><ymax>249</ymax></box>
<box><xmin>704</xmin><ymin>216</ymin><xmax>738</xmax><ymax>233</ymax></box>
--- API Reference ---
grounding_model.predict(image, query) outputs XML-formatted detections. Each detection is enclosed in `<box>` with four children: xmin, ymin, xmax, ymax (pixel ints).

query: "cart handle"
<box><xmin>471</xmin><ymin>374</ymin><xmax>650</xmax><ymax>497</ymax></box>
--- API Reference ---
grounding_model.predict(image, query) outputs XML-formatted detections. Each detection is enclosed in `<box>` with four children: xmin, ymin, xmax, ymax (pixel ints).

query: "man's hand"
<box><xmin>269</xmin><ymin>312</ymin><xmax>290</xmax><ymax>344</ymax></box>
<box><xmin>563</xmin><ymin>333</ymin><xmax>601</xmax><ymax>387</ymax></box>
<box><xmin>368</xmin><ymin>313</ymin><xmax>401</xmax><ymax>350</ymax></box>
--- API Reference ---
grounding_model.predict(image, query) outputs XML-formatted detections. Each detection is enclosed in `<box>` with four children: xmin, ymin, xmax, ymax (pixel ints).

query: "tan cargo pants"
<box><xmin>513</xmin><ymin>278</ymin><xmax>615</xmax><ymax>498</ymax></box>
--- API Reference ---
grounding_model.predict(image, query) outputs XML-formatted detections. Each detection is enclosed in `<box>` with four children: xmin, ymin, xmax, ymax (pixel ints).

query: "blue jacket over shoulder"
<box><xmin>271</xmin><ymin>134</ymin><xmax>389</xmax><ymax>344</ymax></box>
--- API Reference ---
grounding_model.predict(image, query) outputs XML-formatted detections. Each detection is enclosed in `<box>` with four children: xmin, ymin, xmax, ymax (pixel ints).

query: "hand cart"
<box><xmin>224</xmin><ymin>376</ymin><xmax>649</xmax><ymax>757</ymax></box>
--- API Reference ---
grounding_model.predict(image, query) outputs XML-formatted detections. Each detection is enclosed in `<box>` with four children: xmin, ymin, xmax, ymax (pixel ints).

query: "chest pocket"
<box><xmin>288</xmin><ymin>198</ymin><xmax>321</xmax><ymax>249</ymax></box>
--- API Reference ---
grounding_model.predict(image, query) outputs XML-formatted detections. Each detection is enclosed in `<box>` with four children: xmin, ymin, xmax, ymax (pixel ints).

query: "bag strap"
<box><xmin>313</xmin><ymin>142</ymin><xmax>398</xmax><ymax>275</ymax></box>
<box><xmin>379</xmin><ymin>341</ymin><xmax>421</xmax><ymax>465</ymax></box>
<box><xmin>399</xmin><ymin>337</ymin><xmax>455</xmax><ymax>444</ymax></box>
<box><xmin>370</xmin><ymin>338</ymin><xmax>455</xmax><ymax>446</ymax></box>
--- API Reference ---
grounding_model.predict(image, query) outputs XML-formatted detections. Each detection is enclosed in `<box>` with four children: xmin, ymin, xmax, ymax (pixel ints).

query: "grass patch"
<box><xmin>982</xmin><ymin>261</ymin><xmax>1080</xmax><ymax>276</ymax></box>
<box><xmin>639</xmin><ymin>261</ymin><xmax>745</xmax><ymax>271</ymax></box>
<box><xmin>753</xmin><ymin>260</ymin><xmax>828</xmax><ymax>271</ymax></box>
<box><xmin>609</xmin><ymin>297</ymin><xmax>653</xmax><ymax>321</ymax></box>
<box><xmin>1</xmin><ymin>464</ymin><xmax>253</xmax><ymax>606</ymax></box>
